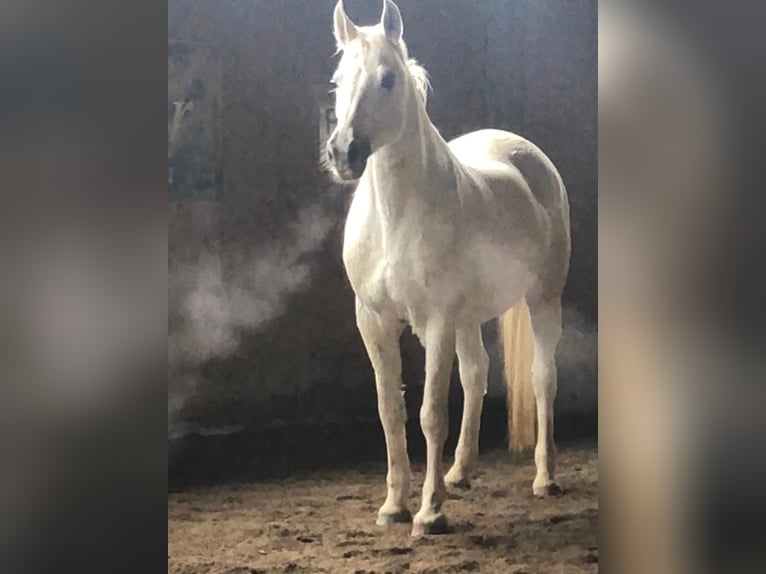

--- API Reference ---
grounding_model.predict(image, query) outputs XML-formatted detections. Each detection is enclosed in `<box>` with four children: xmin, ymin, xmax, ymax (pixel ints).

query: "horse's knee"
<box><xmin>376</xmin><ymin>379</ymin><xmax>406</xmax><ymax>425</ymax></box>
<box><xmin>420</xmin><ymin>403</ymin><xmax>447</xmax><ymax>442</ymax></box>
<box><xmin>377</xmin><ymin>396</ymin><xmax>406</xmax><ymax>428</ymax></box>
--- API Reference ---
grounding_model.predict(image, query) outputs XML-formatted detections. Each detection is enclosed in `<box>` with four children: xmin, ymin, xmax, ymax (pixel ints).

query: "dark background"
<box><xmin>168</xmin><ymin>0</ymin><xmax>597</xmax><ymax>485</ymax></box>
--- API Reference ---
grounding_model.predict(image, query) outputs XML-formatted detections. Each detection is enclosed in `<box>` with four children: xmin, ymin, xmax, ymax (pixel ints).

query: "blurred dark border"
<box><xmin>0</xmin><ymin>2</ymin><xmax>168</xmax><ymax>573</ymax></box>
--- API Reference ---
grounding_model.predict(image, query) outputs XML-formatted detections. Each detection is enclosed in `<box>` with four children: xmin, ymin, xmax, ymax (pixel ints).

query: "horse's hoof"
<box><xmin>445</xmin><ymin>468</ymin><xmax>471</xmax><ymax>490</ymax></box>
<box><xmin>376</xmin><ymin>508</ymin><xmax>412</xmax><ymax>526</ymax></box>
<box><xmin>445</xmin><ymin>476</ymin><xmax>471</xmax><ymax>490</ymax></box>
<box><xmin>411</xmin><ymin>513</ymin><xmax>450</xmax><ymax>536</ymax></box>
<box><xmin>533</xmin><ymin>481</ymin><xmax>562</xmax><ymax>497</ymax></box>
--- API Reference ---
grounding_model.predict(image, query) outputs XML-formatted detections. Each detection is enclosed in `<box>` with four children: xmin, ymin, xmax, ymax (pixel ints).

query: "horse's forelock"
<box><xmin>336</xmin><ymin>33</ymin><xmax>430</xmax><ymax>106</ymax></box>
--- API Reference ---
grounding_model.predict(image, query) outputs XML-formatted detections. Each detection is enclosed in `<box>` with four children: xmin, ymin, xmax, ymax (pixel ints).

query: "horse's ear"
<box><xmin>333</xmin><ymin>1</ymin><xmax>357</xmax><ymax>49</ymax></box>
<box><xmin>381</xmin><ymin>0</ymin><xmax>403</xmax><ymax>43</ymax></box>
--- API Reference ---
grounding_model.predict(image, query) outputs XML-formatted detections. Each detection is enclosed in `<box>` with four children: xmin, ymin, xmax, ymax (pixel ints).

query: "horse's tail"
<box><xmin>499</xmin><ymin>298</ymin><xmax>537</xmax><ymax>454</ymax></box>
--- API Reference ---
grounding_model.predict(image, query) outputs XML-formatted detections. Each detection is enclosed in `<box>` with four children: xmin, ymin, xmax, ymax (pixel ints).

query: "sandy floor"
<box><xmin>168</xmin><ymin>444</ymin><xmax>597</xmax><ymax>573</ymax></box>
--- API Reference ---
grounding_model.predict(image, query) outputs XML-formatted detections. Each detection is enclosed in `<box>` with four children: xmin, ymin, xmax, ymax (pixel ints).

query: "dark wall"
<box><xmin>168</xmin><ymin>0</ymin><xmax>597</xmax><ymax>435</ymax></box>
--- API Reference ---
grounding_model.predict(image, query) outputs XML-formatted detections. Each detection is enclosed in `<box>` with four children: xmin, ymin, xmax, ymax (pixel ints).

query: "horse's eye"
<box><xmin>380</xmin><ymin>70</ymin><xmax>396</xmax><ymax>90</ymax></box>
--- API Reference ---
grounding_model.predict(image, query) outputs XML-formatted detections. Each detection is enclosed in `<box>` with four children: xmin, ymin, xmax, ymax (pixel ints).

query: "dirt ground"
<box><xmin>168</xmin><ymin>444</ymin><xmax>597</xmax><ymax>574</ymax></box>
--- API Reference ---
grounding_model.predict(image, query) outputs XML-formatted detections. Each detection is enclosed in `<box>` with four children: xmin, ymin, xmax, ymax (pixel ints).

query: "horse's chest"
<box><xmin>343</xmin><ymin>200</ymin><xmax>451</xmax><ymax>316</ymax></box>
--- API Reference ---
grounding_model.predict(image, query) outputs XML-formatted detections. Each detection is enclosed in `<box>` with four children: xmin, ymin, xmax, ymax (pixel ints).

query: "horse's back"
<box><xmin>449</xmin><ymin>129</ymin><xmax>568</xmax><ymax>217</ymax></box>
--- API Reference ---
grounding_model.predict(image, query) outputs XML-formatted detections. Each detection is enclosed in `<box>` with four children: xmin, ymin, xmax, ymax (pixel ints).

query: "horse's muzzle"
<box><xmin>328</xmin><ymin>136</ymin><xmax>371</xmax><ymax>180</ymax></box>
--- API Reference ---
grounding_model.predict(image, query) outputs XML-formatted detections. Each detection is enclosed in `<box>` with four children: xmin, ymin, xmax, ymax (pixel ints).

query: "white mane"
<box><xmin>406</xmin><ymin>57</ymin><xmax>430</xmax><ymax>106</ymax></box>
<box><xmin>393</xmin><ymin>37</ymin><xmax>430</xmax><ymax>106</ymax></box>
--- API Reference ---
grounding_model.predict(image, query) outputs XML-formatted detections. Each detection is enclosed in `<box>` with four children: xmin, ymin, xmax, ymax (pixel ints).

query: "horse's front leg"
<box><xmin>356</xmin><ymin>301</ymin><xmax>411</xmax><ymax>525</ymax></box>
<box><xmin>412</xmin><ymin>316</ymin><xmax>456</xmax><ymax>536</ymax></box>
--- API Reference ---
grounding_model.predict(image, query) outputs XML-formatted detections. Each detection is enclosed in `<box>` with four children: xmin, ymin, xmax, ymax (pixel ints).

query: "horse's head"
<box><xmin>326</xmin><ymin>0</ymin><xmax>415</xmax><ymax>181</ymax></box>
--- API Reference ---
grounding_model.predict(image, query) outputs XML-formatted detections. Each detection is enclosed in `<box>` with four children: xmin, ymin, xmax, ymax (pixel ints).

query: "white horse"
<box><xmin>326</xmin><ymin>0</ymin><xmax>571</xmax><ymax>536</ymax></box>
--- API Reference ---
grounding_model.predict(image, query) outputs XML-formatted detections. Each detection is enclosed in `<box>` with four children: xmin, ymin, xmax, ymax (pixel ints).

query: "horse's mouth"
<box><xmin>327</xmin><ymin>134</ymin><xmax>370</xmax><ymax>182</ymax></box>
<box><xmin>335</xmin><ymin>160</ymin><xmax>367</xmax><ymax>182</ymax></box>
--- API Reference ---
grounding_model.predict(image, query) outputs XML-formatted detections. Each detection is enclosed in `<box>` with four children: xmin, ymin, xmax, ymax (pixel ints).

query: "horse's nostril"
<box><xmin>347</xmin><ymin>139</ymin><xmax>359</xmax><ymax>164</ymax></box>
<box><xmin>358</xmin><ymin>139</ymin><xmax>371</xmax><ymax>162</ymax></box>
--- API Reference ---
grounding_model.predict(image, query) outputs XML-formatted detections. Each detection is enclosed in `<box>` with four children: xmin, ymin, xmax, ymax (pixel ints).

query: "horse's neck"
<box><xmin>366</xmin><ymin>96</ymin><xmax>459</xmax><ymax>225</ymax></box>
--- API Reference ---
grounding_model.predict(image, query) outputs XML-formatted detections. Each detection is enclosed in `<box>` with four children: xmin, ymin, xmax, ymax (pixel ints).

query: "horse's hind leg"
<box><xmin>528</xmin><ymin>297</ymin><xmax>563</xmax><ymax>496</ymax></box>
<box><xmin>356</xmin><ymin>301</ymin><xmax>411</xmax><ymax>525</ymax></box>
<box><xmin>445</xmin><ymin>323</ymin><xmax>488</xmax><ymax>489</ymax></box>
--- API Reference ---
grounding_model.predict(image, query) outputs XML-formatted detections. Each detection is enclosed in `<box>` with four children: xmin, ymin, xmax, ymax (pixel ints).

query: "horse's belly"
<box><xmin>473</xmin><ymin>259</ymin><xmax>534</xmax><ymax>320</ymax></box>
<box><xmin>456</xmin><ymin>239</ymin><xmax>538</xmax><ymax>322</ymax></box>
